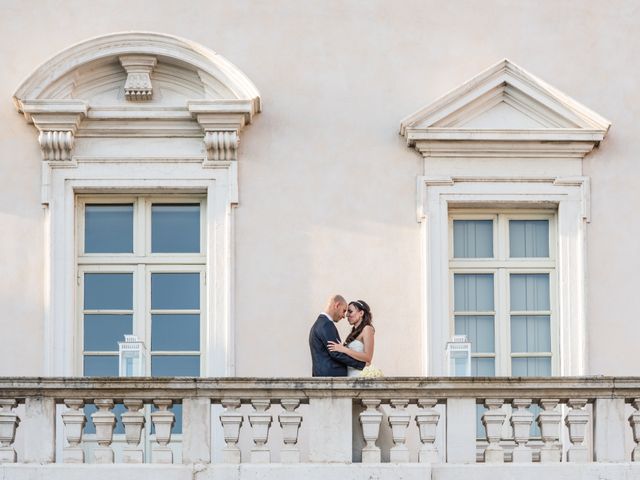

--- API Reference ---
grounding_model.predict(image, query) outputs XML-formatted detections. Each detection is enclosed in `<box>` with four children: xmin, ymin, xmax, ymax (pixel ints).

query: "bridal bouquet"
<box><xmin>359</xmin><ymin>365</ymin><xmax>384</xmax><ymax>378</ymax></box>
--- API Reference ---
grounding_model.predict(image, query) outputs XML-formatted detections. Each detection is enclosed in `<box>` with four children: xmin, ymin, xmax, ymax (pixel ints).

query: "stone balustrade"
<box><xmin>0</xmin><ymin>377</ymin><xmax>639</xmax><ymax>466</ymax></box>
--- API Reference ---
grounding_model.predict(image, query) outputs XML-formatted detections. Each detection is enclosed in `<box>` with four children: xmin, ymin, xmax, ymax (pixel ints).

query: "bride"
<box><xmin>327</xmin><ymin>299</ymin><xmax>374</xmax><ymax>377</ymax></box>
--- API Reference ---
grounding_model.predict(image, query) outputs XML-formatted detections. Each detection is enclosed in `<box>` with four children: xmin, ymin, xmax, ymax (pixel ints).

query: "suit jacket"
<box><xmin>309</xmin><ymin>314</ymin><xmax>366</xmax><ymax>376</ymax></box>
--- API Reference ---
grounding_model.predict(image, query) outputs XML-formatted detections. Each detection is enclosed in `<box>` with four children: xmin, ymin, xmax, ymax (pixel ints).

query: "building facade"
<box><xmin>1</xmin><ymin>1</ymin><xmax>639</xmax><ymax>478</ymax></box>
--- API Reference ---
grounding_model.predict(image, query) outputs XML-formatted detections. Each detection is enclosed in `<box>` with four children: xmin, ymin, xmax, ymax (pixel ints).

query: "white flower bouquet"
<box><xmin>359</xmin><ymin>365</ymin><xmax>384</xmax><ymax>378</ymax></box>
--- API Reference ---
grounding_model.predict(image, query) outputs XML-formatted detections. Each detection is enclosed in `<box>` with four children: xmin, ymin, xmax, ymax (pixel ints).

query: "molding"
<box><xmin>400</xmin><ymin>59</ymin><xmax>610</xmax><ymax>158</ymax></box>
<box><xmin>418</xmin><ymin>177</ymin><xmax>588</xmax><ymax>377</ymax></box>
<box><xmin>119</xmin><ymin>55</ymin><xmax>157</xmax><ymax>101</ymax></box>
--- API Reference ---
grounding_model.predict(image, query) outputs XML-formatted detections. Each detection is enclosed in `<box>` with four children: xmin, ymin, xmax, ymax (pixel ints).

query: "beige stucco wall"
<box><xmin>0</xmin><ymin>0</ymin><xmax>638</xmax><ymax>376</ymax></box>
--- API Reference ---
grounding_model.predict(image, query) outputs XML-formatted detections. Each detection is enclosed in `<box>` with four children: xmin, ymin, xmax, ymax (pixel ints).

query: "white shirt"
<box><xmin>320</xmin><ymin>312</ymin><xmax>333</xmax><ymax>322</ymax></box>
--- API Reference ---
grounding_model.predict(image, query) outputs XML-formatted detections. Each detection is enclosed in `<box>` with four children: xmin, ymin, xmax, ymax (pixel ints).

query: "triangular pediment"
<box><xmin>400</xmin><ymin>59</ymin><xmax>610</xmax><ymax>150</ymax></box>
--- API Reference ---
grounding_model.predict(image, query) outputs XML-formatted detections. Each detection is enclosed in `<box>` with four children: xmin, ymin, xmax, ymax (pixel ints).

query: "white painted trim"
<box><xmin>418</xmin><ymin>176</ymin><xmax>588</xmax><ymax>376</ymax></box>
<box><xmin>45</xmin><ymin>161</ymin><xmax>235</xmax><ymax>376</ymax></box>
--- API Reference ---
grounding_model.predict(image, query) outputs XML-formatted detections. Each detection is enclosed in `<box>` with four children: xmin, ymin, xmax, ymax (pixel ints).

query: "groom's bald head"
<box><xmin>326</xmin><ymin>294</ymin><xmax>347</xmax><ymax>322</ymax></box>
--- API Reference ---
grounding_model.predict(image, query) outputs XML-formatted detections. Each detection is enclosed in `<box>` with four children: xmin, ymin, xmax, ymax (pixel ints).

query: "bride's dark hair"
<box><xmin>343</xmin><ymin>300</ymin><xmax>373</xmax><ymax>346</ymax></box>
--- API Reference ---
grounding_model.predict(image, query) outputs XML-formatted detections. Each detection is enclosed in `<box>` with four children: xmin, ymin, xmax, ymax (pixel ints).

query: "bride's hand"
<box><xmin>327</xmin><ymin>341</ymin><xmax>346</xmax><ymax>353</ymax></box>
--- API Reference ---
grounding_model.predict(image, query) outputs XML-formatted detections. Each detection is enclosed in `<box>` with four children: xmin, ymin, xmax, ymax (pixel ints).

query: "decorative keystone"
<box><xmin>119</xmin><ymin>55</ymin><xmax>157</xmax><ymax>101</ymax></box>
<box><xmin>61</xmin><ymin>399</ymin><xmax>86</xmax><ymax>463</ymax></box>
<box><xmin>0</xmin><ymin>399</ymin><xmax>20</xmax><ymax>463</ymax></box>
<box><xmin>220</xmin><ymin>399</ymin><xmax>243</xmax><ymax>464</ymax></box>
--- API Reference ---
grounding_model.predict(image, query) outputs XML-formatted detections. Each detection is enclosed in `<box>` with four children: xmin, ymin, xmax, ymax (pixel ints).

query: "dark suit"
<box><xmin>309</xmin><ymin>314</ymin><xmax>366</xmax><ymax>376</ymax></box>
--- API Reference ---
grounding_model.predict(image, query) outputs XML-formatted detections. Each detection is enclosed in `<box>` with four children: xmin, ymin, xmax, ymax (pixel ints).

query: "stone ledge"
<box><xmin>2</xmin><ymin>464</ymin><xmax>639</xmax><ymax>480</ymax></box>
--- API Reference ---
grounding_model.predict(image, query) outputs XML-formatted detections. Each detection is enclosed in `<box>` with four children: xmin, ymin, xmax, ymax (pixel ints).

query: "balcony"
<box><xmin>1</xmin><ymin>377</ymin><xmax>639</xmax><ymax>479</ymax></box>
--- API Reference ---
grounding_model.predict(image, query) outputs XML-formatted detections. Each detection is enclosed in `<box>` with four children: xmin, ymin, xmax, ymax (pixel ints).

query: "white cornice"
<box><xmin>400</xmin><ymin>59</ymin><xmax>611</xmax><ymax>159</ymax></box>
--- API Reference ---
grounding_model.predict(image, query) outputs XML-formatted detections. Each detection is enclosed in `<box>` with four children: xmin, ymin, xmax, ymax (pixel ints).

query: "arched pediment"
<box><xmin>13</xmin><ymin>32</ymin><xmax>261</xmax><ymax>162</ymax></box>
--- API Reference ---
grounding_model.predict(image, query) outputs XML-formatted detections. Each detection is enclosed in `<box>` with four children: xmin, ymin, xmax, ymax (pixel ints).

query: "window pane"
<box><xmin>151</xmin><ymin>355</ymin><xmax>200</xmax><ymax>376</ymax></box>
<box><xmin>152</xmin><ymin>204</ymin><xmax>200</xmax><ymax>253</ymax></box>
<box><xmin>84</xmin><ymin>314</ymin><xmax>132</xmax><ymax>351</ymax></box>
<box><xmin>509</xmin><ymin>220</ymin><xmax>549</xmax><ymax>258</ymax></box>
<box><xmin>472</xmin><ymin>357</ymin><xmax>495</xmax><ymax>376</ymax></box>
<box><xmin>454</xmin><ymin>274</ymin><xmax>494</xmax><ymax>312</ymax></box>
<box><xmin>453</xmin><ymin>220</ymin><xmax>493</xmax><ymax>258</ymax></box>
<box><xmin>511</xmin><ymin>357</ymin><xmax>551</xmax><ymax>376</ymax></box>
<box><xmin>511</xmin><ymin>315</ymin><xmax>551</xmax><ymax>353</ymax></box>
<box><xmin>510</xmin><ymin>274</ymin><xmax>549</xmax><ymax>311</ymax></box>
<box><xmin>85</xmin><ymin>204</ymin><xmax>133</xmax><ymax>253</ymax></box>
<box><xmin>152</xmin><ymin>314</ymin><xmax>200</xmax><ymax>351</ymax></box>
<box><xmin>83</xmin><ymin>355</ymin><xmax>118</xmax><ymax>376</ymax></box>
<box><xmin>151</xmin><ymin>273</ymin><xmax>199</xmax><ymax>310</ymax></box>
<box><xmin>84</xmin><ymin>273</ymin><xmax>133</xmax><ymax>310</ymax></box>
<box><xmin>455</xmin><ymin>315</ymin><xmax>494</xmax><ymax>353</ymax></box>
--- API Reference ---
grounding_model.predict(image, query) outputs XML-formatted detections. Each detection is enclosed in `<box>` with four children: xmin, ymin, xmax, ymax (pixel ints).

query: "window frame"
<box><xmin>448</xmin><ymin>210</ymin><xmax>558</xmax><ymax>376</ymax></box>
<box><xmin>418</xmin><ymin>176</ymin><xmax>589</xmax><ymax>376</ymax></box>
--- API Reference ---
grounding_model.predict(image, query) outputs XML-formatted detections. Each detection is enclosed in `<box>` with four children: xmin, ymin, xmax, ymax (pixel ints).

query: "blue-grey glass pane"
<box><xmin>151</xmin><ymin>273</ymin><xmax>199</xmax><ymax>310</ymax></box>
<box><xmin>511</xmin><ymin>357</ymin><xmax>551</xmax><ymax>377</ymax></box>
<box><xmin>84</xmin><ymin>314</ymin><xmax>132</xmax><ymax>351</ymax></box>
<box><xmin>85</xmin><ymin>204</ymin><xmax>133</xmax><ymax>254</ymax></box>
<box><xmin>511</xmin><ymin>315</ymin><xmax>551</xmax><ymax>353</ymax></box>
<box><xmin>151</xmin><ymin>404</ymin><xmax>183</xmax><ymax>434</ymax></box>
<box><xmin>455</xmin><ymin>315</ymin><xmax>495</xmax><ymax>353</ymax></box>
<box><xmin>471</xmin><ymin>357</ymin><xmax>495</xmax><ymax>376</ymax></box>
<box><xmin>151</xmin><ymin>355</ymin><xmax>200</xmax><ymax>376</ymax></box>
<box><xmin>83</xmin><ymin>355</ymin><xmax>118</xmax><ymax>376</ymax></box>
<box><xmin>453</xmin><ymin>220</ymin><xmax>493</xmax><ymax>258</ymax></box>
<box><xmin>84</xmin><ymin>403</ymin><xmax>126</xmax><ymax>435</ymax></box>
<box><xmin>152</xmin><ymin>204</ymin><xmax>200</xmax><ymax>253</ymax></box>
<box><xmin>510</xmin><ymin>274</ymin><xmax>550</xmax><ymax>311</ymax></box>
<box><xmin>84</xmin><ymin>273</ymin><xmax>133</xmax><ymax>310</ymax></box>
<box><xmin>529</xmin><ymin>404</ymin><xmax>542</xmax><ymax>437</ymax></box>
<box><xmin>509</xmin><ymin>220</ymin><xmax>549</xmax><ymax>258</ymax></box>
<box><xmin>454</xmin><ymin>274</ymin><xmax>494</xmax><ymax>312</ymax></box>
<box><xmin>152</xmin><ymin>314</ymin><xmax>200</xmax><ymax>351</ymax></box>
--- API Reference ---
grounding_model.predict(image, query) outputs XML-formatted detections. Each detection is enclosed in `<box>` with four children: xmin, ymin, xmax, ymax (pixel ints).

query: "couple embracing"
<box><xmin>308</xmin><ymin>294</ymin><xmax>375</xmax><ymax>377</ymax></box>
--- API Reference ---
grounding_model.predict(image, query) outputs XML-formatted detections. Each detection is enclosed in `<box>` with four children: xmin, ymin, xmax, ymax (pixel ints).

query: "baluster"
<box><xmin>220</xmin><ymin>399</ymin><xmax>243</xmax><ymax>463</ymax></box>
<box><xmin>565</xmin><ymin>399</ymin><xmax>589</xmax><ymax>462</ymax></box>
<box><xmin>249</xmin><ymin>399</ymin><xmax>272</xmax><ymax>463</ymax></box>
<box><xmin>61</xmin><ymin>399</ymin><xmax>86</xmax><ymax>463</ymax></box>
<box><xmin>92</xmin><ymin>399</ymin><xmax>116</xmax><ymax>463</ymax></box>
<box><xmin>151</xmin><ymin>399</ymin><xmax>175</xmax><ymax>464</ymax></box>
<box><xmin>0</xmin><ymin>399</ymin><xmax>20</xmax><ymax>463</ymax></box>
<box><xmin>510</xmin><ymin>399</ymin><xmax>533</xmax><ymax>463</ymax></box>
<box><xmin>482</xmin><ymin>399</ymin><xmax>506</xmax><ymax>463</ymax></box>
<box><xmin>415</xmin><ymin>398</ymin><xmax>440</xmax><ymax>463</ymax></box>
<box><xmin>628</xmin><ymin>398</ymin><xmax>640</xmax><ymax>461</ymax></box>
<box><xmin>537</xmin><ymin>399</ymin><xmax>562</xmax><ymax>462</ymax></box>
<box><xmin>121</xmin><ymin>399</ymin><xmax>145</xmax><ymax>463</ymax></box>
<box><xmin>278</xmin><ymin>399</ymin><xmax>302</xmax><ymax>463</ymax></box>
<box><xmin>360</xmin><ymin>399</ymin><xmax>383</xmax><ymax>463</ymax></box>
<box><xmin>388</xmin><ymin>399</ymin><xmax>411</xmax><ymax>463</ymax></box>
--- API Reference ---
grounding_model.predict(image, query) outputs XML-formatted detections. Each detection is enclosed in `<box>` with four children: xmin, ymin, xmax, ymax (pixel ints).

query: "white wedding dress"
<box><xmin>346</xmin><ymin>339</ymin><xmax>365</xmax><ymax>377</ymax></box>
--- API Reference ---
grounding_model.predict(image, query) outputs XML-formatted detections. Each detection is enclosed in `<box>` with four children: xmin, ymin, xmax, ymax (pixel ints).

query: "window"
<box><xmin>449</xmin><ymin>211</ymin><xmax>556</xmax><ymax>377</ymax></box>
<box><xmin>78</xmin><ymin>196</ymin><xmax>205</xmax><ymax>377</ymax></box>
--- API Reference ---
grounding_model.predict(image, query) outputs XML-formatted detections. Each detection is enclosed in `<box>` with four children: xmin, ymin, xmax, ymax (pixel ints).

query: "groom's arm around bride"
<box><xmin>308</xmin><ymin>294</ymin><xmax>366</xmax><ymax>377</ymax></box>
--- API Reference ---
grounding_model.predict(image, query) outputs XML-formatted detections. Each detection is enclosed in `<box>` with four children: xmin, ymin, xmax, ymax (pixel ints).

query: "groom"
<box><xmin>309</xmin><ymin>294</ymin><xmax>366</xmax><ymax>376</ymax></box>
